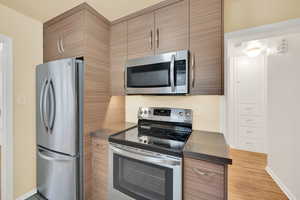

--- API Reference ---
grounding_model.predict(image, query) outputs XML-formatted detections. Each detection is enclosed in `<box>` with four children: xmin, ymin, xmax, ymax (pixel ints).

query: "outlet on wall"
<box><xmin>16</xmin><ymin>95</ymin><xmax>27</xmax><ymax>105</ymax></box>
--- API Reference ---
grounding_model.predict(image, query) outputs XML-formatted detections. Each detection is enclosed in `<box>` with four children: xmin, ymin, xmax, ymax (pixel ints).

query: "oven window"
<box><xmin>127</xmin><ymin>62</ymin><xmax>170</xmax><ymax>88</ymax></box>
<box><xmin>113</xmin><ymin>154</ymin><xmax>173</xmax><ymax>200</ymax></box>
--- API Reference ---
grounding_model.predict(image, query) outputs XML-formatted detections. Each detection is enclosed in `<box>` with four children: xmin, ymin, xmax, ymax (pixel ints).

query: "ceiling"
<box><xmin>0</xmin><ymin>0</ymin><xmax>165</xmax><ymax>22</ymax></box>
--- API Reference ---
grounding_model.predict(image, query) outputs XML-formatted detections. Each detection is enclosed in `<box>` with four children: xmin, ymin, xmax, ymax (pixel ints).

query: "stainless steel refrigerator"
<box><xmin>36</xmin><ymin>58</ymin><xmax>84</xmax><ymax>200</ymax></box>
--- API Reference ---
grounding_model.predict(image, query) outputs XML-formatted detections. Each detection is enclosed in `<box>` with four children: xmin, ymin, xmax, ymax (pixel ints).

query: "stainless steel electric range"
<box><xmin>108</xmin><ymin>107</ymin><xmax>193</xmax><ymax>200</ymax></box>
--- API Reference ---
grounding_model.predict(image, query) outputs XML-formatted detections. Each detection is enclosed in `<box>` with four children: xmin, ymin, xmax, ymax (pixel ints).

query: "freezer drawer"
<box><xmin>37</xmin><ymin>147</ymin><xmax>78</xmax><ymax>200</ymax></box>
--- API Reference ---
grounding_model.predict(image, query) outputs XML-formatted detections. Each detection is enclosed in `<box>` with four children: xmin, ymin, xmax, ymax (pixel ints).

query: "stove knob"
<box><xmin>148</xmin><ymin>110</ymin><xmax>151</xmax><ymax>114</ymax></box>
<box><xmin>144</xmin><ymin>110</ymin><xmax>147</xmax><ymax>114</ymax></box>
<box><xmin>179</xmin><ymin>112</ymin><xmax>184</xmax><ymax>116</ymax></box>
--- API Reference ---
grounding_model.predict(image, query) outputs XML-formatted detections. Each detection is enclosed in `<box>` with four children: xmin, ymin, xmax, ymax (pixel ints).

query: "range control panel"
<box><xmin>138</xmin><ymin>107</ymin><xmax>192</xmax><ymax>124</ymax></box>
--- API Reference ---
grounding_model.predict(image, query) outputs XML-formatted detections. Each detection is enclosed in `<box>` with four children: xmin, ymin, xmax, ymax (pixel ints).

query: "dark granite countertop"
<box><xmin>91</xmin><ymin>123</ymin><xmax>231</xmax><ymax>165</ymax></box>
<box><xmin>183</xmin><ymin>130</ymin><xmax>232</xmax><ymax>165</ymax></box>
<box><xmin>90</xmin><ymin>122</ymin><xmax>137</xmax><ymax>140</ymax></box>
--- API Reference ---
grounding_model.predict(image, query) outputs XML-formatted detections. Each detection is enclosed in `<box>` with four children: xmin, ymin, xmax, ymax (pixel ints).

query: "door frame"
<box><xmin>0</xmin><ymin>34</ymin><xmax>14</xmax><ymax>200</ymax></box>
<box><xmin>224</xmin><ymin>18</ymin><xmax>300</xmax><ymax>148</ymax></box>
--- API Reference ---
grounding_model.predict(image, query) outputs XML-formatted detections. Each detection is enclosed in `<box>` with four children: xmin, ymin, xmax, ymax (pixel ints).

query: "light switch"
<box><xmin>17</xmin><ymin>95</ymin><xmax>27</xmax><ymax>105</ymax></box>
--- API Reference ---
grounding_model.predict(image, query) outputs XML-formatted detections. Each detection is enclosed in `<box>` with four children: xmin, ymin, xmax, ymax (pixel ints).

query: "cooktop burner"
<box><xmin>109</xmin><ymin>107</ymin><xmax>193</xmax><ymax>157</ymax></box>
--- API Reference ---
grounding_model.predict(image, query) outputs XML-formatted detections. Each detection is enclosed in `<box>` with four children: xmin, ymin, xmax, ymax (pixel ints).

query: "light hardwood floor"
<box><xmin>229</xmin><ymin>149</ymin><xmax>288</xmax><ymax>200</ymax></box>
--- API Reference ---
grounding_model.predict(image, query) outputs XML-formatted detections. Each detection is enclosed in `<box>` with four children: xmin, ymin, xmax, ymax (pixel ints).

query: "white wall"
<box><xmin>126</xmin><ymin>95</ymin><xmax>222</xmax><ymax>132</ymax></box>
<box><xmin>267</xmin><ymin>33</ymin><xmax>300</xmax><ymax>199</ymax></box>
<box><xmin>0</xmin><ymin>45</ymin><xmax>2</xmax><ymax>145</ymax></box>
<box><xmin>0</xmin><ymin>4</ymin><xmax>43</xmax><ymax>198</ymax></box>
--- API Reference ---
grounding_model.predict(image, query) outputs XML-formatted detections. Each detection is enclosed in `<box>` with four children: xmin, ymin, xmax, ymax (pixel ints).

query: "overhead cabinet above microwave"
<box><xmin>110</xmin><ymin>0</ymin><xmax>224</xmax><ymax>95</ymax></box>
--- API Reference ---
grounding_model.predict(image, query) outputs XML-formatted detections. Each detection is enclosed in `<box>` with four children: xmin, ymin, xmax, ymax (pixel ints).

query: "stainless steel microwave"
<box><xmin>125</xmin><ymin>50</ymin><xmax>189</xmax><ymax>95</ymax></box>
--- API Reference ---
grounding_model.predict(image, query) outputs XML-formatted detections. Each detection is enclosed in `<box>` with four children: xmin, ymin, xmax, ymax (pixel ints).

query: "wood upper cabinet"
<box><xmin>110</xmin><ymin>22</ymin><xmax>127</xmax><ymax>95</ymax></box>
<box><xmin>127</xmin><ymin>0</ymin><xmax>188</xmax><ymax>59</ymax></box>
<box><xmin>184</xmin><ymin>157</ymin><xmax>227</xmax><ymax>200</ymax></box>
<box><xmin>111</xmin><ymin>0</ymin><xmax>224</xmax><ymax>96</ymax></box>
<box><xmin>154</xmin><ymin>0</ymin><xmax>189</xmax><ymax>54</ymax></box>
<box><xmin>43</xmin><ymin>25</ymin><xmax>63</xmax><ymax>62</ymax></box>
<box><xmin>44</xmin><ymin>10</ymin><xmax>85</xmax><ymax>62</ymax></box>
<box><xmin>127</xmin><ymin>13</ymin><xmax>155</xmax><ymax>59</ymax></box>
<box><xmin>189</xmin><ymin>0</ymin><xmax>224</xmax><ymax>95</ymax></box>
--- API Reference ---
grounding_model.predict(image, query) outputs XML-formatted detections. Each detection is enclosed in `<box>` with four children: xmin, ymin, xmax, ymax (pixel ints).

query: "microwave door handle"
<box><xmin>170</xmin><ymin>55</ymin><xmax>176</xmax><ymax>92</ymax></box>
<box><xmin>124</xmin><ymin>68</ymin><xmax>126</xmax><ymax>90</ymax></box>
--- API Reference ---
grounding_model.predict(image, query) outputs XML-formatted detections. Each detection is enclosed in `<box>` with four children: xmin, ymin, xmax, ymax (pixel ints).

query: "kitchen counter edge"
<box><xmin>90</xmin><ymin>122</ymin><xmax>137</xmax><ymax>140</ymax></box>
<box><xmin>183</xmin><ymin>130</ymin><xmax>232</xmax><ymax>165</ymax></box>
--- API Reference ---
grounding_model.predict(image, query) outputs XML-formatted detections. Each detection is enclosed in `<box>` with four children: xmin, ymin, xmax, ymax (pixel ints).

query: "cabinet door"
<box><xmin>43</xmin><ymin>11</ymin><xmax>85</xmax><ymax>62</ymax></box>
<box><xmin>154</xmin><ymin>0</ymin><xmax>189</xmax><ymax>54</ymax></box>
<box><xmin>59</xmin><ymin>11</ymin><xmax>85</xmax><ymax>58</ymax></box>
<box><xmin>44</xmin><ymin>25</ymin><xmax>64</xmax><ymax>62</ymax></box>
<box><xmin>127</xmin><ymin>13</ymin><xmax>155</xmax><ymax>59</ymax></box>
<box><xmin>110</xmin><ymin>22</ymin><xmax>127</xmax><ymax>95</ymax></box>
<box><xmin>92</xmin><ymin>139</ymin><xmax>108</xmax><ymax>200</ymax></box>
<box><xmin>189</xmin><ymin>0</ymin><xmax>223</xmax><ymax>95</ymax></box>
<box><xmin>184</xmin><ymin>157</ymin><xmax>226</xmax><ymax>200</ymax></box>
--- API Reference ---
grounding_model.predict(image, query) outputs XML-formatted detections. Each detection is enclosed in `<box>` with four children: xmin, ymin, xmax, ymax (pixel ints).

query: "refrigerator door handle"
<box><xmin>49</xmin><ymin>78</ymin><xmax>56</xmax><ymax>131</ymax></box>
<box><xmin>38</xmin><ymin>148</ymin><xmax>75</xmax><ymax>161</ymax></box>
<box><xmin>40</xmin><ymin>79</ymin><xmax>49</xmax><ymax>131</ymax></box>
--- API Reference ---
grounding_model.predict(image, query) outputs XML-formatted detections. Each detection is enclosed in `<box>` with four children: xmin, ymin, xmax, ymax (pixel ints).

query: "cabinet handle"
<box><xmin>60</xmin><ymin>38</ymin><xmax>65</xmax><ymax>53</ymax></box>
<box><xmin>149</xmin><ymin>30</ymin><xmax>153</xmax><ymax>49</ymax></box>
<box><xmin>191</xmin><ymin>53</ymin><xmax>196</xmax><ymax>88</ymax></box>
<box><xmin>156</xmin><ymin>28</ymin><xmax>159</xmax><ymax>48</ymax></box>
<box><xmin>57</xmin><ymin>39</ymin><xmax>62</xmax><ymax>54</ymax></box>
<box><xmin>192</xmin><ymin>168</ymin><xmax>215</xmax><ymax>177</ymax></box>
<box><xmin>96</xmin><ymin>143</ymin><xmax>105</xmax><ymax>150</ymax></box>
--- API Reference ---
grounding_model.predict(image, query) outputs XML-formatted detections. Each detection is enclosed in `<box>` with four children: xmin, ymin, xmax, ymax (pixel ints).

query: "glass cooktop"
<box><xmin>109</xmin><ymin>122</ymin><xmax>192</xmax><ymax>157</ymax></box>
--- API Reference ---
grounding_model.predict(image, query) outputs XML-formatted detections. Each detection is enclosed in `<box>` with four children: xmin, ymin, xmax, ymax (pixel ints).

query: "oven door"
<box><xmin>125</xmin><ymin>50</ymin><xmax>188</xmax><ymax>94</ymax></box>
<box><xmin>108</xmin><ymin>144</ymin><xmax>182</xmax><ymax>200</ymax></box>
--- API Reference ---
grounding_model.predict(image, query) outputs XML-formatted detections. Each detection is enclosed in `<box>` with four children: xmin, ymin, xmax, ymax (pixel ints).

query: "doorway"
<box><xmin>0</xmin><ymin>34</ymin><xmax>13</xmax><ymax>200</ymax></box>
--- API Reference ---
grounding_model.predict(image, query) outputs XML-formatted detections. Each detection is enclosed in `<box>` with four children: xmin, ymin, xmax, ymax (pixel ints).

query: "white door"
<box><xmin>0</xmin><ymin>46</ymin><xmax>3</xmax><ymax>146</ymax></box>
<box><xmin>232</xmin><ymin>55</ymin><xmax>267</xmax><ymax>153</ymax></box>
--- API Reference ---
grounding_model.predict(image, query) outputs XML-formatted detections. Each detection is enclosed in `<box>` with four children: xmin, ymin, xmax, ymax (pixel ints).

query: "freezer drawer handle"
<box><xmin>38</xmin><ymin>149</ymin><xmax>75</xmax><ymax>161</ymax></box>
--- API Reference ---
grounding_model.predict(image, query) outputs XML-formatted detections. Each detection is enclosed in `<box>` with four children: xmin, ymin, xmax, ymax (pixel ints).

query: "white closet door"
<box><xmin>234</xmin><ymin>55</ymin><xmax>267</xmax><ymax>153</ymax></box>
<box><xmin>0</xmin><ymin>52</ymin><xmax>2</xmax><ymax>145</ymax></box>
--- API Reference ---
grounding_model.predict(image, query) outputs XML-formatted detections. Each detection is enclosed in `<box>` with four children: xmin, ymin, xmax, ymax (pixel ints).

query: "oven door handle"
<box><xmin>110</xmin><ymin>145</ymin><xmax>181</xmax><ymax>167</ymax></box>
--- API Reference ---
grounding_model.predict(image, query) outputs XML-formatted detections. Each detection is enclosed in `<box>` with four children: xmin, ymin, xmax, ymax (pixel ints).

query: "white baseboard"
<box><xmin>266</xmin><ymin>166</ymin><xmax>296</xmax><ymax>200</ymax></box>
<box><xmin>15</xmin><ymin>189</ymin><xmax>37</xmax><ymax>200</ymax></box>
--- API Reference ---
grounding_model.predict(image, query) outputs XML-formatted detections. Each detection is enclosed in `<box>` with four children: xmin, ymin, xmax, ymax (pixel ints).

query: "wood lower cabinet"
<box><xmin>110</xmin><ymin>22</ymin><xmax>127</xmax><ymax>95</ymax></box>
<box><xmin>189</xmin><ymin>0</ymin><xmax>224</xmax><ymax>95</ymax></box>
<box><xmin>184</xmin><ymin>157</ymin><xmax>227</xmax><ymax>200</ymax></box>
<box><xmin>154</xmin><ymin>0</ymin><xmax>188</xmax><ymax>54</ymax></box>
<box><xmin>92</xmin><ymin>138</ymin><xmax>109</xmax><ymax>200</ymax></box>
<box><xmin>127</xmin><ymin>12</ymin><xmax>155</xmax><ymax>59</ymax></box>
